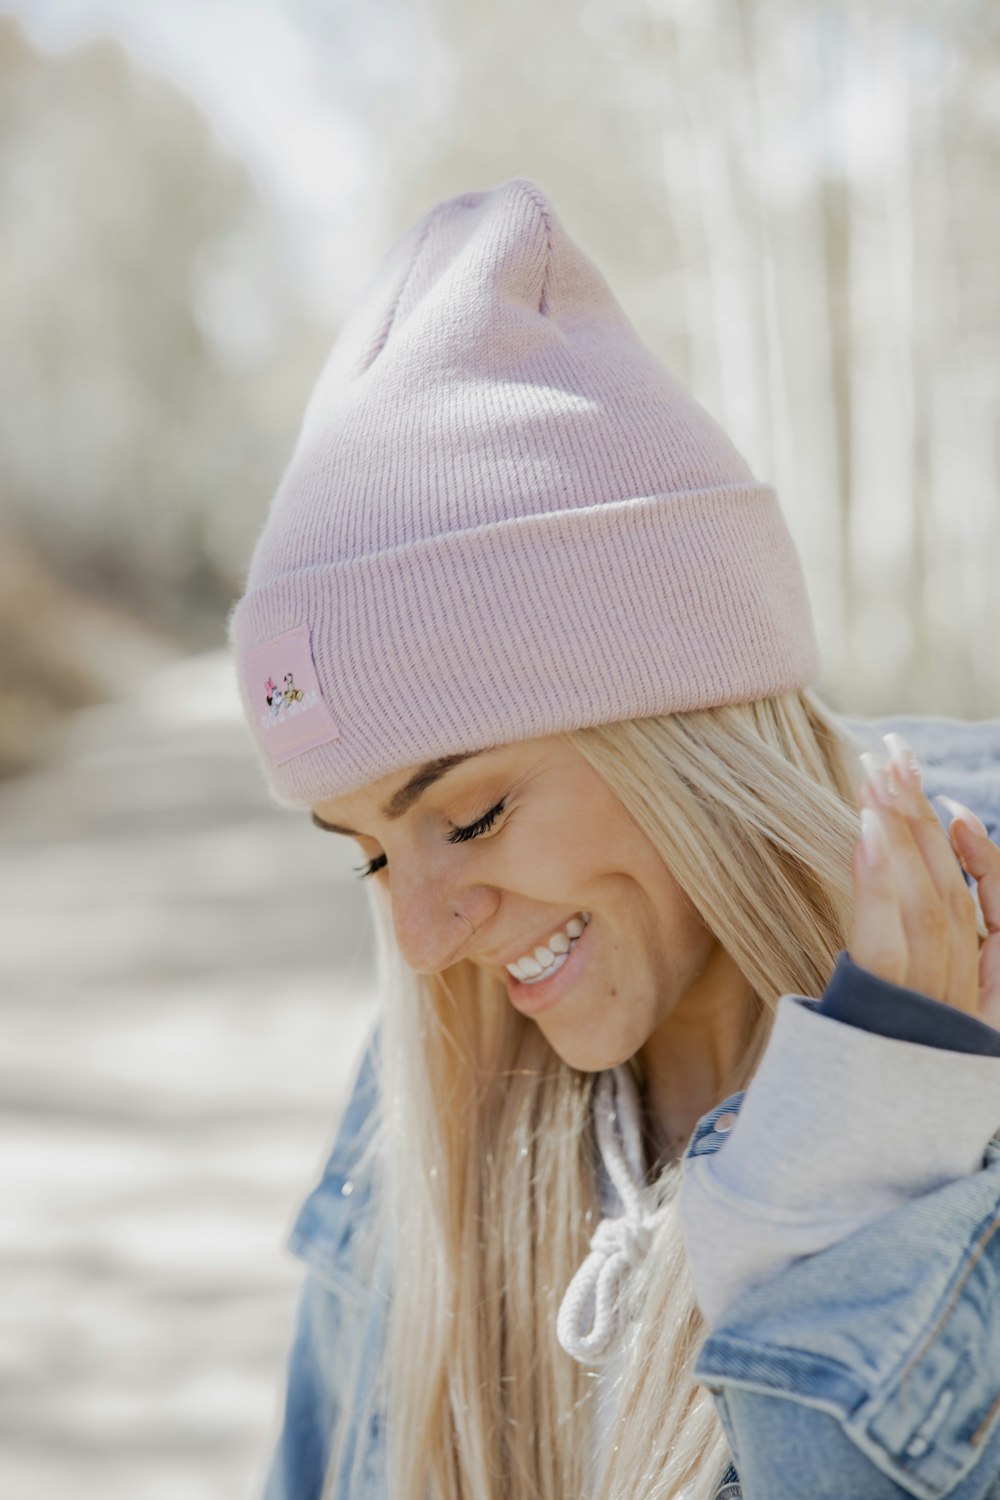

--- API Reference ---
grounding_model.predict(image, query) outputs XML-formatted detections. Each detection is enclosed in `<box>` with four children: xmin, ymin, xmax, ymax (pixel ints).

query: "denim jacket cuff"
<box><xmin>679</xmin><ymin>992</ymin><xmax>1000</xmax><ymax>1329</ymax></box>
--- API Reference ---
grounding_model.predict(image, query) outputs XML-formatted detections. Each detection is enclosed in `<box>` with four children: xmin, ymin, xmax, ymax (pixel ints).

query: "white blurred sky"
<box><xmin>0</xmin><ymin>0</ymin><xmax>447</xmax><ymax>321</ymax></box>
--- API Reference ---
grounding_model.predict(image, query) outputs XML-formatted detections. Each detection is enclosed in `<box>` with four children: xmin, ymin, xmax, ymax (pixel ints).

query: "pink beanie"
<box><xmin>227</xmin><ymin>176</ymin><xmax>821</xmax><ymax>810</ymax></box>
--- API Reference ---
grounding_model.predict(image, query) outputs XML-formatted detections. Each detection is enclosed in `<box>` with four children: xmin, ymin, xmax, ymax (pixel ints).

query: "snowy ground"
<box><xmin>0</xmin><ymin>650</ymin><xmax>378</xmax><ymax>1499</ymax></box>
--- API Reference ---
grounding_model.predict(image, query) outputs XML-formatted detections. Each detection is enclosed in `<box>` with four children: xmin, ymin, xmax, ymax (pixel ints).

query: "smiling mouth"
<box><xmin>504</xmin><ymin>915</ymin><xmax>592</xmax><ymax>1016</ymax></box>
<box><xmin>502</xmin><ymin>912</ymin><xmax>591</xmax><ymax>982</ymax></box>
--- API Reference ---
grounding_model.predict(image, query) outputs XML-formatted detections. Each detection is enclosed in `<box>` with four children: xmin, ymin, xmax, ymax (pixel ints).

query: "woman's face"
<box><xmin>311</xmin><ymin>733</ymin><xmax>749</xmax><ymax>1080</ymax></box>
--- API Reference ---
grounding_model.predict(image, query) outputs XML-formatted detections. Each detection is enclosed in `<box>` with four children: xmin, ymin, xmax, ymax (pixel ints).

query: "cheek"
<box><xmin>636</xmin><ymin>843</ymin><xmax>707</xmax><ymax>935</ymax></box>
<box><xmin>501</xmin><ymin>813</ymin><xmax>597</xmax><ymax>887</ymax></box>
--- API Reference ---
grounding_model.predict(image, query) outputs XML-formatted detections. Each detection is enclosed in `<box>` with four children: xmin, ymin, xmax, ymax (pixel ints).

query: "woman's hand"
<box><xmin>850</xmin><ymin>732</ymin><xmax>1000</xmax><ymax>1028</ymax></box>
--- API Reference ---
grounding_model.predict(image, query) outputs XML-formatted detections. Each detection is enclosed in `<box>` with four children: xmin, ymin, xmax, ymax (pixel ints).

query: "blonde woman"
<box><xmin>228</xmin><ymin>178</ymin><xmax>1000</xmax><ymax>1499</ymax></box>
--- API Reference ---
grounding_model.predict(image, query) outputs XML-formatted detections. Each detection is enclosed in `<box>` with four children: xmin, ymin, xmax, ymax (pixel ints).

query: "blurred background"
<box><xmin>0</xmin><ymin>0</ymin><xmax>997</xmax><ymax>1495</ymax></box>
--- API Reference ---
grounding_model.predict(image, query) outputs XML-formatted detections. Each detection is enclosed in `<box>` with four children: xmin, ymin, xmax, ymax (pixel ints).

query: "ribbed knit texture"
<box><xmin>227</xmin><ymin>175</ymin><xmax>821</xmax><ymax>808</ymax></box>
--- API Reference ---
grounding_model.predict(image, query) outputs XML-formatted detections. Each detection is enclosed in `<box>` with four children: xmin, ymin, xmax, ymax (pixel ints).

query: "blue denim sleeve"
<box><xmin>261</xmin><ymin>1272</ymin><xmax>345</xmax><ymax>1500</ymax></box>
<box><xmin>696</xmin><ymin>1135</ymin><xmax>1000</xmax><ymax>1499</ymax></box>
<box><xmin>261</xmin><ymin>1027</ymin><xmax>385</xmax><ymax>1500</ymax></box>
<box><xmin>818</xmin><ymin>949</ymin><xmax>1000</xmax><ymax>1058</ymax></box>
<box><xmin>714</xmin><ymin>1384</ymin><xmax>1000</xmax><ymax>1499</ymax></box>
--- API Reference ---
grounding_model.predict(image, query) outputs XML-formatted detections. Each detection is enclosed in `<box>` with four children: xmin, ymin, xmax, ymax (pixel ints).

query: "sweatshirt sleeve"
<box><xmin>678</xmin><ymin>961</ymin><xmax>1000</xmax><ymax>1332</ymax></box>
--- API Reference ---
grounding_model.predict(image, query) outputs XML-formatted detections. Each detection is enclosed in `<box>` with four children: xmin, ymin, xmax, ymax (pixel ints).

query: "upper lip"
<box><xmin>483</xmin><ymin>912</ymin><xmax>585</xmax><ymax>969</ymax></box>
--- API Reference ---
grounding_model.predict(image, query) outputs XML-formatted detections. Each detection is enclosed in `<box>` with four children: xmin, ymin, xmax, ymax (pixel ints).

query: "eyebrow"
<box><xmin>310</xmin><ymin>749</ymin><xmax>492</xmax><ymax>837</ymax></box>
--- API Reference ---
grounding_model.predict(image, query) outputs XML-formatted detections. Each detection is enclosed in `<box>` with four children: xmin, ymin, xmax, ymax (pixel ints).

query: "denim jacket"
<box><xmin>262</xmin><ymin>712</ymin><xmax>1000</xmax><ymax>1500</ymax></box>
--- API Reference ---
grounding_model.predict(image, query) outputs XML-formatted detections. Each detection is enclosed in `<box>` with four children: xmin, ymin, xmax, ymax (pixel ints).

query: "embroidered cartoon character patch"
<box><xmin>264</xmin><ymin>672</ymin><xmax>305</xmax><ymax>717</ymax></box>
<box><xmin>242</xmin><ymin>623</ymin><xmax>341</xmax><ymax>767</ymax></box>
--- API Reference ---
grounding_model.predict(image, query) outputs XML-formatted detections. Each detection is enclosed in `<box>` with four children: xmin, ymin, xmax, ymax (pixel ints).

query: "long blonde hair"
<box><xmin>329</xmin><ymin>686</ymin><xmax>870</xmax><ymax>1499</ymax></box>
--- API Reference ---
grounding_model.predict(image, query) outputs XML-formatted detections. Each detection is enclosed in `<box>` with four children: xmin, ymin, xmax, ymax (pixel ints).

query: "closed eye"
<box><xmin>446</xmin><ymin>797</ymin><xmax>507</xmax><ymax>844</ymax></box>
<box><xmin>352</xmin><ymin>798</ymin><xmax>508</xmax><ymax>880</ymax></box>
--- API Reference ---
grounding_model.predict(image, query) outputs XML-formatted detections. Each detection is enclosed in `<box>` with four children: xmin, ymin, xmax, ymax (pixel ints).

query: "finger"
<box><xmin>938</xmin><ymin>800</ymin><xmax>1000</xmax><ymax>937</ymax></box>
<box><xmin>856</xmin><ymin>762</ymin><xmax>958</xmax><ymax>1006</ymax></box>
<box><xmin>939</xmin><ymin>802</ymin><xmax>1000</xmax><ymax>1026</ymax></box>
<box><xmin>849</xmin><ymin>785</ymin><xmax>908</xmax><ymax>987</ymax></box>
<box><xmin>878</xmin><ymin>737</ymin><xmax>982</xmax><ymax>1012</ymax></box>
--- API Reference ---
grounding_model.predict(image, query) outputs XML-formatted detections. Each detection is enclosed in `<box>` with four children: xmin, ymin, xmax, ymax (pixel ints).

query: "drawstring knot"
<box><xmin>589</xmin><ymin>1212</ymin><xmax>653</xmax><ymax>1265</ymax></box>
<box><xmin>556</xmin><ymin>1066</ymin><xmax>668</xmax><ymax>1366</ymax></box>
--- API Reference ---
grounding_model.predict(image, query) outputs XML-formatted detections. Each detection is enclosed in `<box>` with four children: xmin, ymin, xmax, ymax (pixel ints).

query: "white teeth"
<box><xmin>506</xmin><ymin>912</ymin><xmax>591</xmax><ymax>980</ymax></box>
<box><xmin>520</xmin><ymin>948</ymin><xmax>571</xmax><ymax>985</ymax></box>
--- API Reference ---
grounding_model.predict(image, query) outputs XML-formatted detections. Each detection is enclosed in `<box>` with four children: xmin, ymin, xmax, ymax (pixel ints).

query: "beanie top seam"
<box><xmin>358</xmin><ymin>203</ymin><xmax>447</xmax><ymax>376</ymax></box>
<box><xmin>518</xmin><ymin>178</ymin><xmax>554</xmax><ymax>316</ymax></box>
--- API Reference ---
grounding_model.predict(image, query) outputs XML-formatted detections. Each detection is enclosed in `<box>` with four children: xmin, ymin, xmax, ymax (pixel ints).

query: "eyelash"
<box><xmin>351</xmin><ymin>798</ymin><xmax>508</xmax><ymax>880</ymax></box>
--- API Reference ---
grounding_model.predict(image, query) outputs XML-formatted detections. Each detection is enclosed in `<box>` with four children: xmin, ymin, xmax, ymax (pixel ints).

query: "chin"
<box><xmin>540</xmin><ymin>1020</ymin><xmax>646</xmax><ymax>1076</ymax></box>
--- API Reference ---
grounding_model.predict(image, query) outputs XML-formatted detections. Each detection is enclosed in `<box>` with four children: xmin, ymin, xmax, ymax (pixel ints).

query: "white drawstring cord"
<box><xmin>556</xmin><ymin>1065</ymin><xmax>669</xmax><ymax>1365</ymax></box>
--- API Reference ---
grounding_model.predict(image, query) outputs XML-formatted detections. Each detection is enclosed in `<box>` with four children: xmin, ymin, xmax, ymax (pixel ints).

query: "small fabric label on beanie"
<box><xmin>243</xmin><ymin>623</ymin><xmax>341</xmax><ymax>766</ymax></box>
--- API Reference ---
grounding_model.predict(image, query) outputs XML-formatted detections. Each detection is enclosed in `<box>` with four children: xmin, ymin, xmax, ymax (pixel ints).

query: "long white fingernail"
<box><xmin>882</xmin><ymin>732</ymin><xmax>921</xmax><ymax>789</ymax></box>
<box><xmin>935</xmin><ymin>794</ymin><xmax>988</xmax><ymax>839</ymax></box>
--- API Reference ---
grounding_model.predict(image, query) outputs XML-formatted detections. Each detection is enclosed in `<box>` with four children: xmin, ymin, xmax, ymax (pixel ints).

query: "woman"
<box><xmin>228</xmin><ymin>177</ymin><xmax>1000</xmax><ymax>1499</ymax></box>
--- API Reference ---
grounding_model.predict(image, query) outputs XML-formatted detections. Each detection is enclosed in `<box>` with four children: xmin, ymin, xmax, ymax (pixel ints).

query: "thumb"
<box><xmin>848</xmin><ymin>806</ymin><xmax>908</xmax><ymax>987</ymax></box>
<box><xmin>947</xmin><ymin>813</ymin><xmax>1000</xmax><ymax>1027</ymax></box>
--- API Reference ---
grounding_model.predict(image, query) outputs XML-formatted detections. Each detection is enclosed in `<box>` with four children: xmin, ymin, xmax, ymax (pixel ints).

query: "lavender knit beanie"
<box><xmin>227</xmin><ymin>175</ymin><xmax>821</xmax><ymax>810</ymax></box>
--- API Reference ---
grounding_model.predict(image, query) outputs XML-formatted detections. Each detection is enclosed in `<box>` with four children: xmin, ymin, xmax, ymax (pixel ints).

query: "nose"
<box><xmin>389</xmin><ymin>870</ymin><xmax>496</xmax><ymax>974</ymax></box>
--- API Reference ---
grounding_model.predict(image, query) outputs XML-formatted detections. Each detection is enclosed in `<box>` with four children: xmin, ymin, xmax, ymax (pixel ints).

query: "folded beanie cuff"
<box><xmin>229</xmin><ymin>479</ymin><xmax>821</xmax><ymax>809</ymax></box>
